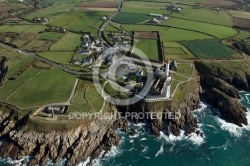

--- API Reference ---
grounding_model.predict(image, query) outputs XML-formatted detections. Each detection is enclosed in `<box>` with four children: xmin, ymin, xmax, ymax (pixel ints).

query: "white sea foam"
<box><xmin>0</xmin><ymin>156</ymin><xmax>30</xmax><ymax>166</ymax></box>
<box><xmin>77</xmin><ymin>157</ymin><xmax>90</xmax><ymax>166</ymax></box>
<box><xmin>133</xmin><ymin>123</ymin><xmax>146</xmax><ymax>128</ymax></box>
<box><xmin>129</xmin><ymin>133</ymin><xmax>139</xmax><ymax>138</ymax></box>
<box><xmin>46</xmin><ymin>158</ymin><xmax>67</xmax><ymax>166</ymax></box>
<box><xmin>215</xmin><ymin>92</ymin><xmax>250</xmax><ymax>136</ymax></box>
<box><xmin>139</xmin><ymin>138</ymin><xmax>147</xmax><ymax>141</ymax></box>
<box><xmin>193</xmin><ymin>102</ymin><xmax>208</xmax><ymax>113</ymax></box>
<box><xmin>155</xmin><ymin>144</ymin><xmax>164</xmax><ymax>158</ymax></box>
<box><xmin>187</xmin><ymin>132</ymin><xmax>205</xmax><ymax>145</ymax></box>
<box><xmin>104</xmin><ymin>146</ymin><xmax>121</xmax><ymax>159</ymax></box>
<box><xmin>216</xmin><ymin>111</ymin><xmax>250</xmax><ymax>137</ymax></box>
<box><xmin>245</xmin><ymin>94</ymin><xmax>250</xmax><ymax>104</ymax></box>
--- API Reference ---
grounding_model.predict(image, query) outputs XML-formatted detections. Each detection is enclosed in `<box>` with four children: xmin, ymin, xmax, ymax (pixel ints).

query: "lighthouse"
<box><xmin>165</xmin><ymin>59</ymin><xmax>171</xmax><ymax>77</ymax></box>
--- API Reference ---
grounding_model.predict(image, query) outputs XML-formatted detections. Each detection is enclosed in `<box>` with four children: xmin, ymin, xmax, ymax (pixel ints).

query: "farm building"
<box><xmin>43</xmin><ymin>106</ymin><xmax>67</xmax><ymax>114</ymax></box>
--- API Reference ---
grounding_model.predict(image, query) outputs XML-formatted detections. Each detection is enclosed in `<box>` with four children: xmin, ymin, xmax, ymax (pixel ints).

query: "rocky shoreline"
<box><xmin>0</xmin><ymin>61</ymin><xmax>249</xmax><ymax>165</ymax></box>
<box><xmin>0</xmin><ymin>106</ymin><xmax>128</xmax><ymax>166</ymax></box>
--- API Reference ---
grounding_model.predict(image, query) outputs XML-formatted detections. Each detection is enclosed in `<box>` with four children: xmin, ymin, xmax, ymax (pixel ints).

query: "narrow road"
<box><xmin>98</xmin><ymin>0</ymin><xmax>123</xmax><ymax>46</ymax></box>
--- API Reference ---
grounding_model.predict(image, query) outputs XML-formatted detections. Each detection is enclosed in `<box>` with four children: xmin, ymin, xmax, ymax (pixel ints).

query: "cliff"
<box><xmin>195</xmin><ymin>61</ymin><xmax>249</xmax><ymax>126</ymax></box>
<box><xmin>0</xmin><ymin>105</ymin><xmax>127</xmax><ymax>166</ymax></box>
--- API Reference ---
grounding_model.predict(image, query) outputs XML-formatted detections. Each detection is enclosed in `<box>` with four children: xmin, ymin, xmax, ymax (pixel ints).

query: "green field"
<box><xmin>68</xmin><ymin>80</ymin><xmax>104</xmax><ymax>113</ymax></box>
<box><xmin>50</xmin><ymin>32</ymin><xmax>81</xmax><ymax>51</ymax></box>
<box><xmin>122</xmin><ymin>1</ymin><xmax>172</xmax><ymax>15</ymax></box>
<box><xmin>122</xmin><ymin>24</ymin><xmax>169</xmax><ymax>32</ymax></box>
<box><xmin>5</xmin><ymin>57</ymin><xmax>33</xmax><ymax>79</ymax></box>
<box><xmin>25</xmin><ymin>2</ymin><xmax>78</xmax><ymax>20</ymax></box>
<box><xmin>228</xmin><ymin>10</ymin><xmax>250</xmax><ymax>19</ymax></box>
<box><xmin>122</xmin><ymin>24</ymin><xmax>213</xmax><ymax>41</ymax></box>
<box><xmin>0</xmin><ymin>67</ymin><xmax>40</xmax><ymax>101</ymax></box>
<box><xmin>22</xmin><ymin>40</ymin><xmax>51</xmax><ymax>51</ymax></box>
<box><xmin>163</xmin><ymin>42</ymin><xmax>196</xmax><ymax>60</ymax></box>
<box><xmin>180</xmin><ymin>39</ymin><xmax>238</xmax><ymax>59</ymax></box>
<box><xmin>161</xmin><ymin>18</ymin><xmax>238</xmax><ymax>39</ymax></box>
<box><xmin>23</xmin><ymin>25</ymin><xmax>47</xmax><ymax>33</ymax></box>
<box><xmin>113</xmin><ymin>12</ymin><xmax>153</xmax><ymax>24</ymax></box>
<box><xmin>0</xmin><ymin>25</ymin><xmax>11</xmax><ymax>32</ymax></box>
<box><xmin>38</xmin><ymin>32</ymin><xmax>64</xmax><ymax>41</ymax></box>
<box><xmin>134</xmin><ymin>39</ymin><xmax>162</xmax><ymax>61</ymax></box>
<box><xmin>49</xmin><ymin>10</ymin><xmax>112</xmax><ymax>34</ymax></box>
<box><xmin>3</xmin><ymin>25</ymin><xmax>34</xmax><ymax>33</ymax></box>
<box><xmin>170</xmin><ymin>6</ymin><xmax>234</xmax><ymax>27</ymax></box>
<box><xmin>38</xmin><ymin>52</ymin><xmax>73</xmax><ymax>64</ymax></box>
<box><xmin>161</xmin><ymin>28</ymin><xmax>213</xmax><ymax>42</ymax></box>
<box><xmin>0</xmin><ymin>44</ymin><xmax>28</xmax><ymax>67</ymax></box>
<box><xmin>7</xmin><ymin>68</ymin><xmax>76</xmax><ymax>107</ymax></box>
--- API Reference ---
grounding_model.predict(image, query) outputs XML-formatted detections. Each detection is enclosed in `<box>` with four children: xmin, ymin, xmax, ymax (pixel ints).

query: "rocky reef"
<box><xmin>0</xmin><ymin>105</ymin><xmax>128</xmax><ymax>166</ymax></box>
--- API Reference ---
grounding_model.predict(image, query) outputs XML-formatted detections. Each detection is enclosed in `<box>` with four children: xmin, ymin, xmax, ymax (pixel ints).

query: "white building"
<box><xmin>165</xmin><ymin>59</ymin><xmax>171</xmax><ymax>77</ymax></box>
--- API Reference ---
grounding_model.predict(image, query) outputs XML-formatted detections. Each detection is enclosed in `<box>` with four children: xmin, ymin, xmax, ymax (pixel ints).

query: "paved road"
<box><xmin>98</xmin><ymin>0</ymin><xmax>123</xmax><ymax>46</ymax></box>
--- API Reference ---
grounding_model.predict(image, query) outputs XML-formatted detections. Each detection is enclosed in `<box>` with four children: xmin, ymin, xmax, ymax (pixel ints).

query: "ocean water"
<box><xmin>1</xmin><ymin>91</ymin><xmax>250</xmax><ymax>166</ymax></box>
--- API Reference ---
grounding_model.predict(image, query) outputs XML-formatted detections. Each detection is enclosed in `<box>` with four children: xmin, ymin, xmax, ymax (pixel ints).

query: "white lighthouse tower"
<box><xmin>165</xmin><ymin>59</ymin><xmax>171</xmax><ymax>77</ymax></box>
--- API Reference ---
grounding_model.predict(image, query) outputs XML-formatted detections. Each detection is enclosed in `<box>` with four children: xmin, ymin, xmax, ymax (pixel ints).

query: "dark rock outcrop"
<box><xmin>194</xmin><ymin>61</ymin><xmax>249</xmax><ymax>126</ymax></box>
<box><xmin>207</xmin><ymin>88</ymin><xmax>247</xmax><ymax>126</ymax></box>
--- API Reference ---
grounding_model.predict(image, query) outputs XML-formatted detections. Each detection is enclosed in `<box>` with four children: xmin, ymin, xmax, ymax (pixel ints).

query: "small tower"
<box><xmin>165</xmin><ymin>59</ymin><xmax>171</xmax><ymax>77</ymax></box>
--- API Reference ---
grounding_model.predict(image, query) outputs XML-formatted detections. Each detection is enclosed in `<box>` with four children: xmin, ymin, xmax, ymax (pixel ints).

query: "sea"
<box><xmin>1</xmin><ymin>91</ymin><xmax>250</xmax><ymax>166</ymax></box>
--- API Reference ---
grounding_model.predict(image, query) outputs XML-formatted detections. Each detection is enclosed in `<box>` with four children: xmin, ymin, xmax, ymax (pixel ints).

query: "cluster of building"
<box><xmin>72</xmin><ymin>34</ymin><xmax>104</xmax><ymax>66</ymax></box>
<box><xmin>107</xmin><ymin>31</ymin><xmax>131</xmax><ymax>46</ymax></box>
<box><xmin>45</xmin><ymin>26</ymin><xmax>66</xmax><ymax>33</ymax></box>
<box><xmin>134</xmin><ymin>59</ymin><xmax>177</xmax><ymax>102</ymax></box>
<box><xmin>78</xmin><ymin>34</ymin><xmax>103</xmax><ymax>55</ymax></box>
<box><xmin>43</xmin><ymin>105</ymin><xmax>68</xmax><ymax>115</ymax></box>
<box><xmin>168</xmin><ymin>4</ymin><xmax>182</xmax><ymax>12</ymax></box>
<box><xmin>149</xmin><ymin>14</ymin><xmax>169</xmax><ymax>24</ymax></box>
<box><xmin>96</xmin><ymin>45</ymin><xmax>123</xmax><ymax>66</ymax></box>
<box><xmin>32</xmin><ymin>17</ymin><xmax>49</xmax><ymax>23</ymax></box>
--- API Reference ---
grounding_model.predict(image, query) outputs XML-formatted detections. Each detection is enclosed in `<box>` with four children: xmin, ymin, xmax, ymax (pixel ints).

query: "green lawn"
<box><xmin>38</xmin><ymin>32</ymin><xmax>64</xmax><ymax>41</ymax></box>
<box><xmin>176</xmin><ymin>63</ymin><xmax>193</xmax><ymax>77</ymax></box>
<box><xmin>134</xmin><ymin>39</ymin><xmax>162</xmax><ymax>61</ymax></box>
<box><xmin>7</xmin><ymin>68</ymin><xmax>76</xmax><ymax>107</ymax></box>
<box><xmin>38</xmin><ymin>52</ymin><xmax>73</xmax><ymax>64</ymax></box>
<box><xmin>68</xmin><ymin>80</ymin><xmax>104</xmax><ymax>113</ymax></box>
<box><xmin>161</xmin><ymin>18</ymin><xmax>238</xmax><ymax>39</ymax></box>
<box><xmin>113</xmin><ymin>12</ymin><xmax>153</xmax><ymax>24</ymax></box>
<box><xmin>180</xmin><ymin>39</ymin><xmax>238</xmax><ymax>59</ymax></box>
<box><xmin>50</xmin><ymin>32</ymin><xmax>81</xmax><ymax>51</ymax></box>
